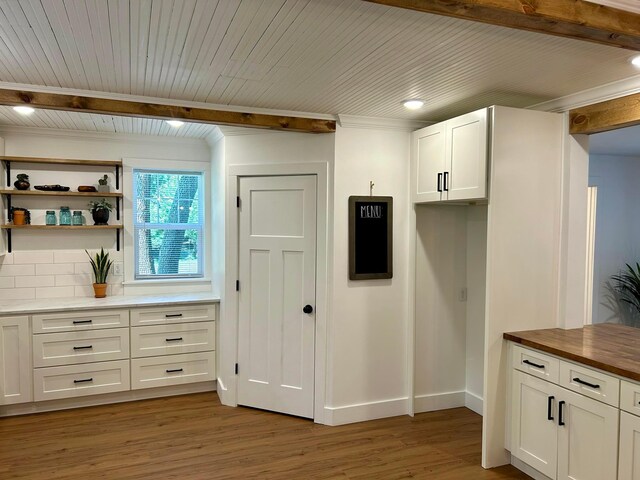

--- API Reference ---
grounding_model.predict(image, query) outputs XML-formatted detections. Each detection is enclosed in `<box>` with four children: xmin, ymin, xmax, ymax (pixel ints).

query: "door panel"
<box><xmin>238</xmin><ymin>175</ymin><xmax>317</xmax><ymax>418</ymax></box>
<box><xmin>619</xmin><ymin>411</ymin><xmax>640</xmax><ymax>480</ymax></box>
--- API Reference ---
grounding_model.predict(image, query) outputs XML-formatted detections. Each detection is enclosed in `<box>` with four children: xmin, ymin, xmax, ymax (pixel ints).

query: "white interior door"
<box><xmin>237</xmin><ymin>175</ymin><xmax>317</xmax><ymax>418</ymax></box>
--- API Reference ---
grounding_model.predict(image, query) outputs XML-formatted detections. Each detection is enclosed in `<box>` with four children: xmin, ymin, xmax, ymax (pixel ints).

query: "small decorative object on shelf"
<box><xmin>72</xmin><ymin>210</ymin><xmax>85</xmax><ymax>226</ymax></box>
<box><xmin>45</xmin><ymin>210</ymin><xmax>57</xmax><ymax>225</ymax></box>
<box><xmin>34</xmin><ymin>185</ymin><xmax>70</xmax><ymax>192</ymax></box>
<box><xmin>14</xmin><ymin>174</ymin><xmax>30</xmax><ymax>190</ymax></box>
<box><xmin>78</xmin><ymin>185</ymin><xmax>98</xmax><ymax>192</ymax></box>
<box><xmin>97</xmin><ymin>175</ymin><xmax>110</xmax><ymax>193</ymax></box>
<box><xmin>10</xmin><ymin>207</ymin><xmax>30</xmax><ymax>225</ymax></box>
<box><xmin>88</xmin><ymin>199</ymin><xmax>113</xmax><ymax>225</ymax></box>
<box><xmin>86</xmin><ymin>248</ymin><xmax>113</xmax><ymax>298</ymax></box>
<box><xmin>59</xmin><ymin>206</ymin><xmax>71</xmax><ymax>225</ymax></box>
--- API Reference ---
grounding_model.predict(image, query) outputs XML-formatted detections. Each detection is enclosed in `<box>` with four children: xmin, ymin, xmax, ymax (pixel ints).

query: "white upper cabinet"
<box><xmin>411</xmin><ymin>108</ymin><xmax>488</xmax><ymax>204</ymax></box>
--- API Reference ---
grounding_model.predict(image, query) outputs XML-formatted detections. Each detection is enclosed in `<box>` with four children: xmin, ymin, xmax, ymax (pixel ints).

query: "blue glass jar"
<box><xmin>45</xmin><ymin>210</ymin><xmax>56</xmax><ymax>226</ymax></box>
<box><xmin>72</xmin><ymin>211</ymin><xmax>84</xmax><ymax>226</ymax></box>
<box><xmin>59</xmin><ymin>206</ymin><xmax>71</xmax><ymax>226</ymax></box>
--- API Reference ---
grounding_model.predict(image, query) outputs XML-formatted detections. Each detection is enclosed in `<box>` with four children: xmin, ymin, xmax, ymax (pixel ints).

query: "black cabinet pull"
<box><xmin>558</xmin><ymin>400</ymin><xmax>566</xmax><ymax>426</ymax></box>
<box><xmin>437</xmin><ymin>173</ymin><xmax>443</xmax><ymax>193</ymax></box>
<box><xmin>573</xmin><ymin>377</ymin><xmax>600</xmax><ymax>389</ymax></box>
<box><xmin>73</xmin><ymin>345</ymin><xmax>93</xmax><ymax>350</ymax></box>
<box><xmin>165</xmin><ymin>313</ymin><xmax>183</xmax><ymax>318</ymax></box>
<box><xmin>547</xmin><ymin>396</ymin><xmax>555</xmax><ymax>421</ymax></box>
<box><xmin>443</xmin><ymin>171</ymin><xmax>449</xmax><ymax>191</ymax></box>
<box><xmin>73</xmin><ymin>378</ymin><xmax>93</xmax><ymax>384</ymax></box>
<box><xmin>73</xmin><ymin>320</ymin><xmax>93</xmax><ymax>325</ymax></box>
<box><xmin>166</xmin><ymin>368</ymin><xmax>184</xmax><ymax>373</ymax></box>
<box><xmin>165</xmin><ymin>337</ymin><xmax>183</xmax><ymax>342</ymax></box>
<box><xmin>523</xmin><ymin>359</ymin><xmax>545</xmax><ymax>369</ymax></box>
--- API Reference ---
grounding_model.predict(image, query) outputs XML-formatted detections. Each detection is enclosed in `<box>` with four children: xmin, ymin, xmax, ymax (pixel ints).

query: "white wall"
<box><xmin>327</xmin><ymin>122</ymin><xmax>412</xmax><ymax>423</ymax></box>
<box><xmin>589</xmin><ymin>154</ymin><xmax>640</xmax><ymax>325</ymax></box>
<box><xmin>0</xmin><ymin>126</ymin><xmax>212</xmax><ymax>298</ymax></box>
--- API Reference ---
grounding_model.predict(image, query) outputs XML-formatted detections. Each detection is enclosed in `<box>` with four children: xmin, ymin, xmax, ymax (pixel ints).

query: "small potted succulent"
<box><xmin>86</xmin><ymin>248</ymin><xmax>112</xmax><ymax>298</ymax></box>
<box><xmin>14</xmin><ymin>173</ymin><xmax>30</xmax><ymax>190</ymax></box>
<box><xmin>97</xmin><ymin>175</ymin><xmax>110</xmax><ymax>193</ymax></box>
<box><xmin>88</xmin><ymin>199</ymin><xmax>113</xmax><ymax>225</ymax></box>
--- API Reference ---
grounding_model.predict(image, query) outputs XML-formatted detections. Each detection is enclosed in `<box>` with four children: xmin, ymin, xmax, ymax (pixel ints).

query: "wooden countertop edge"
<box><xmin>503</xmin><ymin>333</ymin><xmax>640</xmax><ymax>383</ymax></box>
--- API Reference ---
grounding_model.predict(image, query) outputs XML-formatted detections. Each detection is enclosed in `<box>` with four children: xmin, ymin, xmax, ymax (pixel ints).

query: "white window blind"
<box><xmin>133</xmin><ymin>169</ymin><xmax>204</xmax><ymax>279</ymax></box>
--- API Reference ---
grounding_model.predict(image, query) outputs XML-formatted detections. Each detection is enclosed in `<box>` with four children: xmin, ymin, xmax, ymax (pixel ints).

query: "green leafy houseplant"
<box><xmin>86</xmin><ymin>248</ymin><xmax>113</xmax><ymax>298</ymax></box>
<box><xmin>88</xmin><ymin>199</ymin><xmax>113</xmax><ymax>213</ymax></box>
<box><xmin>609</xmin><ymin>263</ymin><xmax>640</xmax><ymax>326</ymax></box>
<box><xmin>88</xmin><ymin>199</ymin><xmax>113</xmax><ymax>226</ymax></box>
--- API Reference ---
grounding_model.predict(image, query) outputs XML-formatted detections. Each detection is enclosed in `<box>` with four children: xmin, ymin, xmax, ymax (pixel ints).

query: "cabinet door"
<box><xmin>511</xmin><ymin>370</ymin><xmax>559</xmax><ymax>479</ymax></box>
<box><xmin>557</xmin><ymin>387</ymin><xmax>619</xmax><ymax>480</ymax></box>
<box><xmin>445</xmin><ymin>108</ymin><xmax>488</xmax><ymax>201</ymax></box>
<box><xmin>618</xmin><ymin>412</ymin><xmax>640</xmax><ymax>480</ymax></box>
<box><xmin>412</xmin><ymin>123</ymin><xmax>445</xmax><ymax>203</ymax></box>
<box><xmin>0</xmin><ymin>316</ymin><xmax>32</xmax><ymax>405</ymax></box>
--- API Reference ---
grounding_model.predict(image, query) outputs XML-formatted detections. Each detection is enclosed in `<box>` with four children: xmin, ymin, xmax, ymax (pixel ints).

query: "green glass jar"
<box><xmin>45</xmin><ymin>210</ymin><xmax>56</xmax><ymax>226</ymax></box>
<box><xmin>72</xmin><ymin>211</ymin><xmax>84</xmax><ymax>226</ymax></box>
<box><xmin>59</xmin><ymin>206</ymin><xmax>71</xmax><ymax>226</ymax></box>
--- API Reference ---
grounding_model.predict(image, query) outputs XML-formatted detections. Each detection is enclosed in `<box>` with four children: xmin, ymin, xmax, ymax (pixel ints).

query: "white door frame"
<box><xmin>224</xmin><ymin>162</ymin><xmax>329</xmax><ymax>424</ymax></box>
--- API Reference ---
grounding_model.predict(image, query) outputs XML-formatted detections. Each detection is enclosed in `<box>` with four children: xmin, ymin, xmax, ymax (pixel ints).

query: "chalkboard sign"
<box><xmin>348</xmin><ymin>196</ymin><xmax>393</xmax><ymax>280</ymax></box>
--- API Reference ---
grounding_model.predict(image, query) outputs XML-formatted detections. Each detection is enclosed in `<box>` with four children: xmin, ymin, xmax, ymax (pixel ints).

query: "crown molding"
<box><xmin>337</xmin><ymin>114</ymin><xmax>431</xmax><ymax>132</ymax></box>
<box><xmin>528</xmin><ymin>74</ymin><xmax>640</xmax><ymax>113</ymax></box>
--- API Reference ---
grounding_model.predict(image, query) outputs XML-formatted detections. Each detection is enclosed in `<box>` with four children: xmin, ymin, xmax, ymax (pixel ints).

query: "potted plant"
<box><xmin>14</xmin><ymin>173</ymin><xmax>30</xmax><ymax>190</ymax></box>
<box><xmin>86</xmin><ymin>248</ymin><xmax>113</xmax><ymax>298</ymax></box>
<box><xmin>88</xmin><ymin>199</ymin><xmax>113</xmax><ymax>225</ymax></box>
<box><xmin>97</xmin><ymin>175</ymin><xmax>110</xmax><ymax>193</ymax></box>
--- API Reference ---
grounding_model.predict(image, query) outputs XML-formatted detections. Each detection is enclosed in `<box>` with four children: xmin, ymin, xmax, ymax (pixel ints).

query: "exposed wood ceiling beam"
<box><xmin>0</xmin><ymin>88</ymin><xmax>336</xmax><ymax>134</ymax></box>
<box><xmin>570</xmin><ymin>92</ymin><xmax>640</xmax><ymax>134</ymax></box>
<box><xmin>363</xmin><ymin>0</ymin><xmax>640</xmax><ymax>50</ymax></box>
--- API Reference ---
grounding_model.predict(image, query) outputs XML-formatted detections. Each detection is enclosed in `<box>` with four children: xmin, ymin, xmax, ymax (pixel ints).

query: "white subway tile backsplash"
<box><xmin>74</xmin><ymin>285</ymin><xmax>95</xmax><ymax>297</ymax></box>
<box><xmin>55</xmin><ymin>274</ymin><xmax>92</xmax><ymax>287</ymax></box>
<box><xmin>0</xmin><ymin>277</ymin><xmax>15</xmax><ymax>288</ymax></box>
<box><xmin>35</xmin><ymin>286</ymin><xmax>75</xmax><ymax>299</ymax></box>
<box><xmin>0</xmin><ymin>264</ymin><xmax>35</xmax><ymax>277</ymax></box>
<box><xmin>54</xmin><ymin>251</ymin><xmax>90</xmax><ymax>264</ymax></box>
<box><xmin>74</xmin><ymin>263</ymin><xmax>93</xmax><ymax>274</ymax></box>
<box><xmin>0</xmin><ymin>253</ymin><xmax>14</xmax><ymax>265</ymax></box>
<box><xmin>110</xmin><ymin>283</ymin><xmax>124</xmax><ymax>296</ymax></box>
<box><xmin>0</xmin><ymin>288</ymin><xmax>35</xmax><ymax>300</ymax></box>
<box><xmin>108</xmin><ymin>275</ymin><xmax>123</xmax><ymax>285</ymax></box>
<box><xmin>15</xmin><ymin>276</ymin><xmax>55</xmax><ymax>288</ymax></box>
<box><xmin>36</xmin><ymin>263</ymin><xmax>75</xmax><ymax>275</ymax></box>
<box><xmin>13</xmin><ymin>251</ymin><xmax>54</xmax><ymax>264</ymax></box>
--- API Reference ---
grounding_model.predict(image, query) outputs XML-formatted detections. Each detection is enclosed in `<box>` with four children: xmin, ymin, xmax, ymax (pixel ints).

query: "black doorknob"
<box><xmin>303</xmin><ymin>305</ymin><xmax>314</xmax><ymax>314</ymax></box>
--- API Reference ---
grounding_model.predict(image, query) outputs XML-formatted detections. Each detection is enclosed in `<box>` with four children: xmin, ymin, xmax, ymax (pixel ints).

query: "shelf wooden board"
<box><xmin>0</xmin><ymin>189</ymin><xmax>122</xmax><ymax>198</ymax></box>
<box><xmin>0</xmin><ymin>224</ymin><xmax>123</xmax><ymax>230</ymax></box>
<box><xmin>0</xmin><ymin>156</ymin><xmax>121</xmax><ymax>167</ymax></box>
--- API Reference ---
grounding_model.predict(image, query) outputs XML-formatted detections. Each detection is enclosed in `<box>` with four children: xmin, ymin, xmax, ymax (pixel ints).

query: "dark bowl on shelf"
<box><xmin>34</xmin><ymin>185</ymin><xmax>70</xmax><ymax>192</ymax></box>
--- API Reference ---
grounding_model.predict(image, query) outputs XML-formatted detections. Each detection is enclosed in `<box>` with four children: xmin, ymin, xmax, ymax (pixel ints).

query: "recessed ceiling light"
<box><xmin>402</xmin><ymin>99</ymin><xmax>425</xmax><ymax>110</ymax></box>
<box><xmin>166</xmin><ymin>120</ymin><xmax>184</xmax><ymax>128</ymax></box>
<box><xmin>13</xmin><ymin>106</ymin><xmax>35</xmax><ymax>115</ymax></box>
<box><xmin>632</xmin><ymin>55</ymin><xmax>640</xmax><ymax>68</ymax></box>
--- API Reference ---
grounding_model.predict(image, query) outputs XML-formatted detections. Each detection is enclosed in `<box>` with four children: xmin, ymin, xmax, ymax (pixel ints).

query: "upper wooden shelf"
<box><xmin>0</xmin><ymin>156</ymin><xmax>122</xmax><ymax>167</ymax></box>
<box><xmin>0</xmin><ymin>189</ymin><xmax>122</xmax><ymax>198</ymax></box>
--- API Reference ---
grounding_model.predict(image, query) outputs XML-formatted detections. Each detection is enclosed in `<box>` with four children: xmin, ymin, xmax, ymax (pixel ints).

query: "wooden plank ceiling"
<box><xmin>0</xmin><ymin>0</ymin><xmax>639</xmax><ymax>130</ymax></box>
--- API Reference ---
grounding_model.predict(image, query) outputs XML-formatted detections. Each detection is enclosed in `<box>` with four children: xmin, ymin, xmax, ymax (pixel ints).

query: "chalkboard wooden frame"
<box><xmin>348</xmin><ymin>196</ymin><xmax>393</xmax><ymax>280</ymax></box>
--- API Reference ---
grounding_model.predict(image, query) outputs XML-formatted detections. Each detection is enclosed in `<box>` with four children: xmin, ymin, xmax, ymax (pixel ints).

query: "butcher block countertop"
<box><xmin>504</xmin><ymin>324</ymin><xmax>640</xmax><ymax>383</ymax></box>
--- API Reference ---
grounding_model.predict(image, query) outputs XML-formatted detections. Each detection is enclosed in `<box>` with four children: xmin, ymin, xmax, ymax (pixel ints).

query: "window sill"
<box><xmin>123</xmin><ymin>278</ymin><xmax>211</xmax><ymax>286</ymax></box>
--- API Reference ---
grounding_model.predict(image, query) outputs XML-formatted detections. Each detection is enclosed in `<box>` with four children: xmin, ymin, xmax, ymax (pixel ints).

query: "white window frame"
<box><xmin>123</xmin><ymin>158</ymin><xmax>211</xmax><ymax>293</ymax></box>
<box><xmin>133</xmin><ymin>168</ymin><xmax>205</xmax><ymax>280</ymax></box>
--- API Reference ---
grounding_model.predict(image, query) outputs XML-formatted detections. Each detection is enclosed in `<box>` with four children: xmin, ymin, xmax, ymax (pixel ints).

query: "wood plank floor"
<box><xmin>0</xmin><ymin>393</ymin><xmax>530</xmax><ymax>479</ymax></box>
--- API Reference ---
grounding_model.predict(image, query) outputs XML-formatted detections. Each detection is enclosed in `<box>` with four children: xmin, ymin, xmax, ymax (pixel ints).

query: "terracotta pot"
<box><xmin>12</xmin><ymin>210</ymin><xmax>25</xmax><ymax>225</ymax></box>
<box><xmin>92</xmin><ymin>283</ymin><xmax>108</xmax><ymax>298</ymax></box>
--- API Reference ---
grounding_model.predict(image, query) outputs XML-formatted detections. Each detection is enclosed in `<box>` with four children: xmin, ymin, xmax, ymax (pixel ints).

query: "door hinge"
<box><xmin>236</xmin><ymin>280</ymin><xmax>240</xmax><ymax>291</ymax></box>
<box><xmin>236</xmin><ymin>196</ymin><xmax>241</xmax><ymax>208</ymax></box>
<box><xmin>235</xmin><ymin>363</ymin><xmax>239</xmax><ymax>375</ymax></box>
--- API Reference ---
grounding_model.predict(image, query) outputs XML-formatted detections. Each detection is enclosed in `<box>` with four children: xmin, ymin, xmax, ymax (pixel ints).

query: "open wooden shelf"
<box><xmin>0</xmin><ymin>156</ymin><xmax>122</xmax><ymax>167</ymax></box>
<box><xmin>0</xmin><ymin>189</ymin><xmax>122</xmax><ymax>198</ymax></box>
<box><xmin>0</xmin><ymin>224</ymin><xmax>123</xmax><ymax>230</ymax></box>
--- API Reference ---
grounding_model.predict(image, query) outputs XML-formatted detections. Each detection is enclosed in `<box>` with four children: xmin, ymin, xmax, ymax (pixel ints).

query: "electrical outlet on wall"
<box><xmin>113</xmin><ymin>262</ymin><xmax>123</xmax><ymax>275</ymax></box>
<box><xmin>458</xmin><ymin>288</ymin><xmax>467</xmax><ymax>302</ymax></box>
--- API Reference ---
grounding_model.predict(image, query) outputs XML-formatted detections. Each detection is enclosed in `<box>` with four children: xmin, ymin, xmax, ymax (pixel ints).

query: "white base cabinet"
<box><xmin>0</xmin><ymin>316</ymin><xmax>32</xmax><ymax>405</ymax></box>
<box><xmin>619</xmin><ymin>411</ymin><xmax>640</xmax><ymax>480</ymax></box>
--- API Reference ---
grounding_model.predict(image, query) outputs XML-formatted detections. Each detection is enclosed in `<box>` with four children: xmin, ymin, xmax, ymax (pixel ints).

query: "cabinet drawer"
<box><xmin>620</xmin><ymin>380</ymin><xmax>640</xmax><ymax>416</ymax></box>
<box><xmin>512</xmin><ymin>345</ymin><xmax>559</xmax><ymax>383</ymax></box>
<box><xmin>131</xmin><ymin>304</ymin><xmax>215</xmax><ymax>326</ymax></box>
<box><xmin>33</xmin><ymin>360</ymin><xmax>130</xmax><ymax>401</ymax></box>
<box><xmin>559</xmin><ymin>361</ymin><xmax>620</xmax><ymax>407</ymax></box>
<box><xmin>131</xmin><ymin>352</ymin><xmax>215</xmax><ymax>390</ymax></box>
<box><xmin>131</xmin><ymin>321</ymin><xmax>215</xmax><ymax>358</ymax></box>
<box><xmin>32</xmin><ymin>309</ymin><xmax>129</xmax><ymax>334</ymax></box>
<box><xmin>33</xmin><ymin>328</ymin><xmax>129</xmax><ymax>367</ymax></box>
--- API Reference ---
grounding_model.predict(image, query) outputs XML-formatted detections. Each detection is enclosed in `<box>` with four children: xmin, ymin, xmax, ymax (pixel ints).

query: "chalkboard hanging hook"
<box><xmin>369</xmin><ymin>181</ymin><xmax>374</xmax><ymax>197</ymax></box>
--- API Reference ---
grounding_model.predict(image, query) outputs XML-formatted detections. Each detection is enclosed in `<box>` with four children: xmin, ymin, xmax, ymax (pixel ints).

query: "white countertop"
<box><xmin>0</xmin><ymin>292</ymin><xmax>219</xmax><ymax>315</ymax></box>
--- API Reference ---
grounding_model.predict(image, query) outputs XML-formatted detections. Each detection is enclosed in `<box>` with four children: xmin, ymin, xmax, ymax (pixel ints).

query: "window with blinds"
<box><xmin>133</xmin><ymin>169</ymin><xmax>204</xmax><ymax>279</ymax></box>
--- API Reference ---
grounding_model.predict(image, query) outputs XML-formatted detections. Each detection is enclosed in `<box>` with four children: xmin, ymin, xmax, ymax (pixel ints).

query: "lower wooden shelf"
<box><xmin>0</xmin><ymin>224</ymin><xmax>123</xmax><ymax>229</ymax></box>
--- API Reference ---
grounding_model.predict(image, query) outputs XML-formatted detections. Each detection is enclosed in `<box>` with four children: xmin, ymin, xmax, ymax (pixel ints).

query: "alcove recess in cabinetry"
<box><xmin>0</xmin><ymin>156</ymin><xmax>123</xmax><ymax>252</ymax></box>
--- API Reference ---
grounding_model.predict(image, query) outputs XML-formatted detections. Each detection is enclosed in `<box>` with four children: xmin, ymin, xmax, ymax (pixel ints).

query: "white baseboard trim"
<box><xmin>465</xmin><ymin>391</ymin><xmax>484</xmax><ymax>416</ymax></box>
<box><xmin>323</xmin><ymin>397</ymin><xmax>409</xmax><ymax>426</ymax></box>
<box><xmin>414</xmin><ymin>391</ymin><xmax>466</xmax><ymax>413</ymax></box>
<box><xmin>510</xmin><ymin>456</ymin><xmax>552</xmax><ymax>480</ymax></box>
<box><xmin>0</xmin><ymin>381</ymin><xmax>216</xmax><ymax>417</ymax></box>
